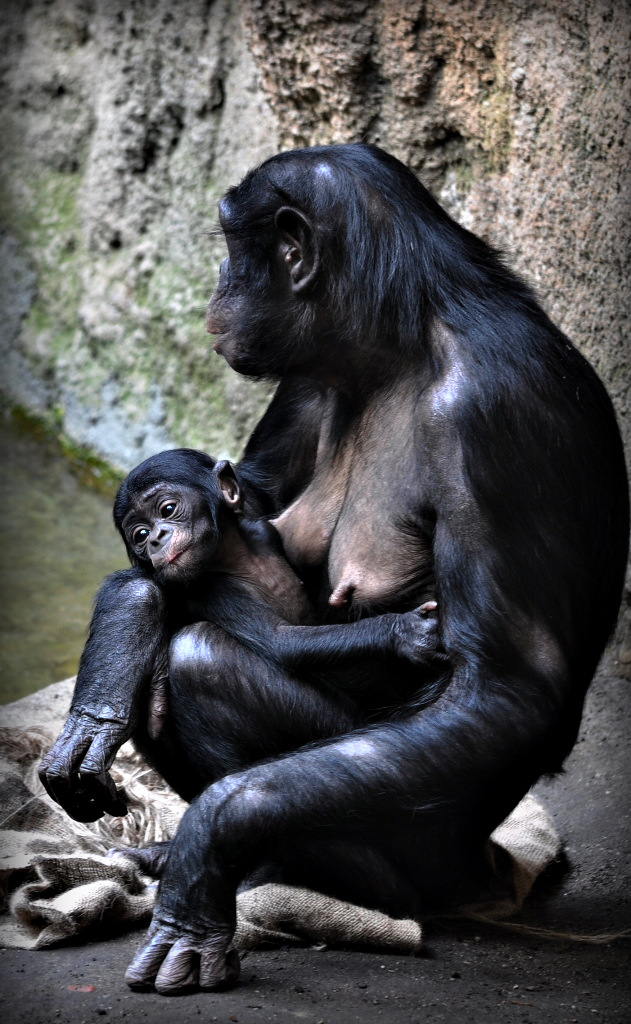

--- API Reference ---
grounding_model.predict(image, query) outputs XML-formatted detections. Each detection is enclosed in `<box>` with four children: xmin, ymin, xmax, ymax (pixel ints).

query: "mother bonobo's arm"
<box><xmin>125</xmin><ymin>143</ymin><xmax>628</xmax><ymax>993</ymax></box>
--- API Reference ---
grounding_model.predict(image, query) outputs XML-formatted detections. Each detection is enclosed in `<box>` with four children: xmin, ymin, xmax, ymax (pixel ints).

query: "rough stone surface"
<box><xmin>0</xmin><ymin>0</ymin><xmax>629</xmax><ymax>644</ymax></box>
<box><xmin>0</xmin><ymin>0</ymin><xmax>278</xmax><ymax>467</ymax></box>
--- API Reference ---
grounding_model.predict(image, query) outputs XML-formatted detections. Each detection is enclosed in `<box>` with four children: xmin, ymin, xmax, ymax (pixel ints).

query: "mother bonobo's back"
<box><xmin>215</xmin><ymin>142</ymin><xmax>629</xmax><ymax>781</ymax></box>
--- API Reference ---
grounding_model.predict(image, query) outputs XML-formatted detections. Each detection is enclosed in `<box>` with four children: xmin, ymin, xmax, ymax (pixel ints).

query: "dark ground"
<box><xmin>1</xmin><ymin>667</ymin><xmax>629</xmax><ymax>1024</ymax></box>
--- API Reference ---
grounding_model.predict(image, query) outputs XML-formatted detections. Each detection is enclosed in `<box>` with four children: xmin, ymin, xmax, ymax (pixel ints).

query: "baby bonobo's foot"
<box><xmin>392</xmin><ymin>600</ymin><xmax>447</xmax><ymax>667</ymax></box>
<box><xmin>109</xmin><ymin>839</ymin><xmax>172</xmax><ymax>878</ymax></box>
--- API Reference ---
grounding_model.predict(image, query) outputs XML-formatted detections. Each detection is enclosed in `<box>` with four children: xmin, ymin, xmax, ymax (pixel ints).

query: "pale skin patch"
<box><xmin>425</xmin><ymin>321</ymin><xmax>469</xmax><ymax>420</ymax></box>
<box><xmin>334</xmin><ymin>736</ymin><xmax>379</xmax><ymax>760</ymax></box>
<box><xmin>275</xmin><ymin>376</ymin><xmax>437</xmax><ymax>612</ymax></box>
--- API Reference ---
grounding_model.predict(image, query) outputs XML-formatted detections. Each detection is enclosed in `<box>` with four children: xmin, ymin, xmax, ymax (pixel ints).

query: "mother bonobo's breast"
<box><xmin>272</xmin><ymin>381</ymin><xmax>435</xmax><ymax>613</ymax></box>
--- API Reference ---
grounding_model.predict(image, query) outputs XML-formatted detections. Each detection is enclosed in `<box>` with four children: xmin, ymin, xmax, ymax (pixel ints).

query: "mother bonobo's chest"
<box><xmin>272</xmin><ymin>383</ymin><xmax>434</xmax><ymax>613</ymax></box>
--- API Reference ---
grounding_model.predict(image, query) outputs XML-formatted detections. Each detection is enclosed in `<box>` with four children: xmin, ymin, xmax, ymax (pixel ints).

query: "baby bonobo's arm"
<box><xmin>198</xmin><ymin>574</ymin><xmax>447</xmax><ymax>673</ymax></box>
<box><xmin>280</xmin><ymin>599</ymin><xmax>446</xmax><ymax>670</ymax></box>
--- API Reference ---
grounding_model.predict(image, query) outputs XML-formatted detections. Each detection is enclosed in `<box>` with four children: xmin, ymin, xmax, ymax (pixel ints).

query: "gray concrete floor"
<box><xmin>1</xmin><ymin>668</ymin><xmax>629</xmax><ymax>1024</ymax></box>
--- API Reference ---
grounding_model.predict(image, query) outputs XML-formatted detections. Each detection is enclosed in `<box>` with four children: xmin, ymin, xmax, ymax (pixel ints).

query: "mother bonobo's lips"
<box><xmin>206</xmin><ymin>309</ymin><xmax>227</xmax><ymax>355</ymax></box>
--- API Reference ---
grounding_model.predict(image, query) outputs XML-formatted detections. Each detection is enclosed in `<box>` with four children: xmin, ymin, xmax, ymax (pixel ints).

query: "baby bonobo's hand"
<box><xmin>391</xmin><ymin>601</ymin><xmax>446</xmax><ymax>667</ymax></box>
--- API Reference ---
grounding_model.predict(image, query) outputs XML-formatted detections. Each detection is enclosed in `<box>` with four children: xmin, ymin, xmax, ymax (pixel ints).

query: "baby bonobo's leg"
<box><xmin>118</xmin><ymin>622</ymin><xmax>363</xmax><ymax>886</ymax></box>
<box><xmin>131</xmin><ymin>619</ymin><xmax>363</xmax><ymax>792</ymax></box>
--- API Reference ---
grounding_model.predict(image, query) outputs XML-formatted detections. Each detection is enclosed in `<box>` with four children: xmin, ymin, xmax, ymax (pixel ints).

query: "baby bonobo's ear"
<box><xmin>214</xmin><ymin>460</ymin><xmax>242</xmax><ymax>510</ymax></box>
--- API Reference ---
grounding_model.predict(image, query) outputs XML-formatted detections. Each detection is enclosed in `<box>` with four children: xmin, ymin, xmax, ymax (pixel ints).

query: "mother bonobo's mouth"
<box><xmin>205</xmin><ymin>258</ymin><xmax>257</xmax><ymax>374</ymax></box>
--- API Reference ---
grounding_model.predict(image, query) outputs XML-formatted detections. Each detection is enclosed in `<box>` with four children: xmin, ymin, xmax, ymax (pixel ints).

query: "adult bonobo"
<box><xmin>40</xmin><ymin>144</ymin><xmax>629</xmax><ymax>994</ymax></box>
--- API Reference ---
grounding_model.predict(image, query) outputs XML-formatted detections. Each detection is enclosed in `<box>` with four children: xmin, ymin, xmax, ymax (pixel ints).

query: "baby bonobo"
<box><xmin>108</xmin><ymin>449</ymin><xmax>446</xmax><ymax>870</ymax></box>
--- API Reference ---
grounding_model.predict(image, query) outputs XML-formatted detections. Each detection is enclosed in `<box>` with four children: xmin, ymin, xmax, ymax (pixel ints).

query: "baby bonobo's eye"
<box><xmin>159</xmin><ymin>500</ymin><xmax>178</xmax><ymax>518</ymax></box>
<box><xmin>132</xmin><ymin>526</ymin><xmax>150</xmax><ymax>546</ymax></box>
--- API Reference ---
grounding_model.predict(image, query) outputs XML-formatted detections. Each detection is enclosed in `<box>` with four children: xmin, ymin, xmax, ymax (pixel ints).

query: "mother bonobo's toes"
<box><xmin>125</xmin><ymin>923</ymin><xmax>240</xmax><ymax>995</ymax></box>
<box><xmin>199</xmin><ymin>945</ymin><xmax>240</xmax><ymax>992</ymax></box>
<box><xmin>125</xmin><ymin>925</ymin><xmax>176</xmax><ymax>991</ymax></box>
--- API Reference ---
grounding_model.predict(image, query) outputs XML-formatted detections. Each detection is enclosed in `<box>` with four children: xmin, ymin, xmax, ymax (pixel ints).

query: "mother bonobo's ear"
<box><xmin>275</xmin><ymin>207</ymin><xmax>320</xmax><ymax>295</ymax></box>
<box><xmin>214</xmin><ymin>460</ymin><xmax>242</xmax><ymax>511</ymax></box>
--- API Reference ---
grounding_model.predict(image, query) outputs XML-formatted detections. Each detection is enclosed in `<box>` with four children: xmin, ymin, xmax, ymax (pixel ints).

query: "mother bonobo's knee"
<box><xmin>131</xmin><ymin>143</ymin><xmax>628</xmax><ymax>992</ymax></box>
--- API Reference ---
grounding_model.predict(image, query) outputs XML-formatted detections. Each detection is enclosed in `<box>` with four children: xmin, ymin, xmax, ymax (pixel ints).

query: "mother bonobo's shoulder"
<box><xmin>413</xmin><ymin>320</ymin><xmax>478</xmax><ymax>503</ymax></box>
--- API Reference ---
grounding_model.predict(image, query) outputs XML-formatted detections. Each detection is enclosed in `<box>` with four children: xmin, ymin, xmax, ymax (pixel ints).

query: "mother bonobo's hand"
<box><xmin>391</xmin><ymin>601</ymin><xmax>447</xmax><ymax>667</ymax></box>
<box><xmin>39</xmin><ymin>706</ymin><xmax>129</xmax><ymax>822</ymax></box>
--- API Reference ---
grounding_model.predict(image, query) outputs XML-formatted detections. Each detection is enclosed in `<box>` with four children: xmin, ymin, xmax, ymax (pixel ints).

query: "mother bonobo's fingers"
<box><xmin>125</xmin><ymin>926</ymin><xmax>177</xmax><ymax>991</ymax></box>
<box><xmin>200</xmin><ymin>946</ymin><xmax>240</xmax><ymax>991</ymax></box>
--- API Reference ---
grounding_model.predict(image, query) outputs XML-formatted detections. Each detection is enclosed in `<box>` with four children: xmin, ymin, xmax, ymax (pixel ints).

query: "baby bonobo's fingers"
<box><xmin>418</xmin><ymin>600</ymin><xmax>438</xmax><ymax>617</ymax></box>
<box><xmin>392</xmin><ymin>601</ymin><xmax>443</xmax><ymax>666</ymax></box>
<box><xmin>39</xmin><ymin>715</ymin><xmax>128</xmax><ymax>821</ymax></box>
<box><xmin>78</xmin><ymin>767</ymin><xmax>128</xmax><ymax>818</ymax></box>
<box><xmin>146</xmin><ymin>675</ymin><xmax>169</xmax><ymax>741</ymax></box>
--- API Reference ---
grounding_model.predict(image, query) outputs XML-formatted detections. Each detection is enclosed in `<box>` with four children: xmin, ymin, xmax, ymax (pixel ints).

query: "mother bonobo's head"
<box><xmin>206</xmin><ymin>143</ymin><xmax>468</xmax><ymax>384</ymax></box>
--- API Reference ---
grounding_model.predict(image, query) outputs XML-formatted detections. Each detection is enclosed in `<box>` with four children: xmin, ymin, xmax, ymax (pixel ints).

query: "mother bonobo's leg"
<box><xmin>127</xmin><ymin>144</ymin><xmax>629</xmax><ymax>993</ymax></box>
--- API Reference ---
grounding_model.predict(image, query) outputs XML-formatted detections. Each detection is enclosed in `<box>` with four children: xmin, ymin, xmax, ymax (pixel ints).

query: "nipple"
<box><xmin>328</xmin><ymin>581</ymin><xmax>356</xmax><ymax>608</ymax></box>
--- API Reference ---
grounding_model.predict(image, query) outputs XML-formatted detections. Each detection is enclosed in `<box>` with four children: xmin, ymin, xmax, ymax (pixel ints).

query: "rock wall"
<box><xmin>0</xmin><ymin>0</ymin><xmax>279</xmax><ymax>467</ymax></box>
<box><xmin>1</xmin><ymin>0</ymin><xmax>629</xmax><ymax>644</ymax></box>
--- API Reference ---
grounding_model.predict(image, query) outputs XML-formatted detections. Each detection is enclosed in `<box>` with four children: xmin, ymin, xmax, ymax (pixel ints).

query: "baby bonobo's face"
<box><xmin>121</xmin><ymin>483</ymin><xmax>217</xmax><ymax>583</ymax></box>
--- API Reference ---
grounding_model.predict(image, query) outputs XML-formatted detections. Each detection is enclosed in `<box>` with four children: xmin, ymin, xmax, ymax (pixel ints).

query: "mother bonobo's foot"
<box><xmin>124</xmin><ymin>777</ymin><xmax>244</xmax><ymax>994</ymax></box>
<box><xmin>125</xmin><ymin>919</ymin><xmax>240</xmax><ymax>994</ymax></box>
